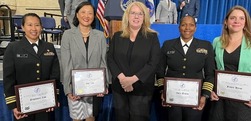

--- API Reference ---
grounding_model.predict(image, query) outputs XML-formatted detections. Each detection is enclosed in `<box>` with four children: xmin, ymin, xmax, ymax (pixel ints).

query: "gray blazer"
<box><xmin>156</xmin><ymin>1</ymin><xmax>178</xmax><ymax>24</ymax></box>
<box><xmin>60</xmin><ymin>27</ymin><xmax>108</xmax><ymax>95</ymax></box>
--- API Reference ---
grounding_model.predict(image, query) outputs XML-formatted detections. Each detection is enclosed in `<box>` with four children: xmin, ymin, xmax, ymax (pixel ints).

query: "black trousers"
<box><xmin>113</xmin><ymin>91</ymin><xmax>152</xmax><ymax>121</ymax></box>
<box><xmin>167</xmin><ymin>107</ymin><xmax>203</xmax><ymax>121</ymax></box>
<box><xmin>14</xmin><ymin>112</ymin><xmax>51</xmax><ymax>121</ymax></box>
<box><xmin>153</xmin><ymin>87</ymin><xmax>168</xmax><ymax>121</ymax></box>
<box><xmin>209</xmin><ymin>99</ymin><xmax>251</xmax><ymax>121</ymax></box>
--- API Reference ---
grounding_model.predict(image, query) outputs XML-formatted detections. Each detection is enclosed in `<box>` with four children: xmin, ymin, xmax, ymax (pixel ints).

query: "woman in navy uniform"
<box><xmin>3</xmin><ymin>13</ymin><xmax>60</xmax><ymax>121</ymax></box>
<box><xmin>156</xmin><ymin>15</ymin><xmax>215</xmax><ymax>121</ymax></box>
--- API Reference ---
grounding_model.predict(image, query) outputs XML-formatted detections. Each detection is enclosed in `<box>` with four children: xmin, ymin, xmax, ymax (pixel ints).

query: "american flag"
<box><xmin>96</xmin><ymin>0</ymin><xmax>109</xmax><ymax>38</ymax></box>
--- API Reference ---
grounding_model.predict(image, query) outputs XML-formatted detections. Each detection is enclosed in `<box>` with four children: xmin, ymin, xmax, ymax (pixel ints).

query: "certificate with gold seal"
<box><xmin>216</xmin><ymin>70</ymin><xmax>251</xmax><ymax>102</ymax></box>
<box><xmin>72</xmin><ymin>68</ymin><xmax>106</xmax><ymax>96</ymax></box>
<box><xmin>163</xmin><ymin>77</ymin><xmax>201</xmax><ymax>107</ymax></box>
<box><xmin>14</xmin><ymin>80</ymin><xmax>57</xmax><ymax>114</ymax></box>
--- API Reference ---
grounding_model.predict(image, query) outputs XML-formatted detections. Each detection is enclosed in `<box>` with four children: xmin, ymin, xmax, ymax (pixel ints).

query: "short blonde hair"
<box><xmin>220</xmin><ymin>5</ymin><xmax>251</xmax><ymax>48</ymax></box>
<box><xmin>121</xmin><ymin>1</ymin><xmax>156</xmax><ymax>38</ymax></box>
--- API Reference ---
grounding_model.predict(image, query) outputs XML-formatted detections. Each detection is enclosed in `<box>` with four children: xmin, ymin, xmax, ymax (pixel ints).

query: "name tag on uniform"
<box><xmin>167</xmin><ymin>50</ymin><xmax>175</xmax><ymax>54</ymax></box>
<box><xmin>17</xmin><ymin>54</ymin><xmax>28</xmax><ymax>58</ymax></box>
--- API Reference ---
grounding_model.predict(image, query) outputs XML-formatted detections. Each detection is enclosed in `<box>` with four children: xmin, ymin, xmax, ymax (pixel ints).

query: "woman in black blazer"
<box><xmin>107</xmin><ymin>2</ymin><xmax>161</xmax><ymax>121</ymax></box>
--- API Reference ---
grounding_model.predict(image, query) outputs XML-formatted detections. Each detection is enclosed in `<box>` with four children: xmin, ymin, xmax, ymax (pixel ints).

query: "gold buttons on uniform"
<box><xmin>36</xmin><ymin>70</ymin><xmax>40</xmax><ymax>73</ymax></box>
<box><xmin>37</xmin><ymin>78</ymin><xmax>40</xmax><ymax>80</ymax></box>
<box><xmin>36</xmin><ymin>63</ymin><xmax>40</xmax><ymax>66</ymax></box>
<box><xmin>183</xmin><ymin>66</ymin><xmax>186</xmax><ymax>69</ymax></box>
<box><xmin>182</xmin><ymin>73</ymin><xmax>185</xmax><ymax>76</ymax></box>
<box><xmin>183</xmin><ymin>58</ymin><xmax>187</xmax><ymax>61</ymax></box>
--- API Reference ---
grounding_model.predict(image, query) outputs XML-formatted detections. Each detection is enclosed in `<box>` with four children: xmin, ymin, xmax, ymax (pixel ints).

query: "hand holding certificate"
<box><xmin>14</xmin><ymin>80</ymin><xmax>57</xmax><ymax>114</ymax></box>
<box><xmin>163</xmin><ymin>77</ymin><xmax>201</xmax><ymax>107</ymax></box>
<box><xmin>72</xmin><ymin>68</ymin><xmax>106</xmax><ymax>96</ymax></box>
<box><xmin>216</xmin><ymin>70</ymin><xmax>251</xmax><ymax>102</ymax></box>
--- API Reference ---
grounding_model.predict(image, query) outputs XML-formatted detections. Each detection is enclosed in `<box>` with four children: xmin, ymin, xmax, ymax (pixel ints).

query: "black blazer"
<box><xmin>107</xmin><ymin>31</ymin><xmax>161</xmax><ymax>95</ymax></box>
<box><xmin>3</xmin><ymin>37</ymin><xmax>60</xmax><ymax>109</ymax></box>
<box><xmin>156</xmin><ymin>37</ymin><xmax>215</xmax><ymax>96</ymax></box>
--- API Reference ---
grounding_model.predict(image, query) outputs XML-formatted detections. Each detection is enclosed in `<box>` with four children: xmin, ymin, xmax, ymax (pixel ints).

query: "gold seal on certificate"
<box><xmin>216</xmin><ymin>70</ymin><xmax>251</xmax><ymax>102</ymax></box>
<box><xmin>14</xmin><ymin>80</ymin><xmax>57</xmax><ymax>114</ymax></box>
<box><xmin>72</xmin><ymin>68</ymin><xmax>106</xmax><ymax>96</ymax></box>
<box><xmin>163</xmin><ymin>77</ymin><xmax>201</xmax><ymax>107</ymax></box>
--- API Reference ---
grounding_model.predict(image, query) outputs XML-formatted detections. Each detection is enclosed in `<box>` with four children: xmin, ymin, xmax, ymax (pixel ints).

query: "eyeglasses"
<box><xmin>129</xmin><ymin>12</ymin><xmax>144</xmax><ymax>17</ymax></box>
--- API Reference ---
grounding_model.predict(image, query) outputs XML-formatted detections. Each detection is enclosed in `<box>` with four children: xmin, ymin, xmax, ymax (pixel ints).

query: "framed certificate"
<box><xmin>163</xmin><ymin>77</ymin><xmax>201</xmax><ymax>107</ymax></box>
<box><xmin>215</xmin><ymin>70</ymin><xmax>251</xmax><ymax>102</ymax></box>
<box><xmin>72</xmin><ymin>68</ymin><xmax>106</xmax><ymax>96</ymax></box>
<box><xmin>14</xmin><ymin>80</ymin><xmax>57</xmax><ymax>114</ymax></box>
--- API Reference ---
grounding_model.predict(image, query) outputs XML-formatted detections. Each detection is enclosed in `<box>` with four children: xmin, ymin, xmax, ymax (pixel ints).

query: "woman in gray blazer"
<box><xmin>61</xmin><ymin>2</ymin><xmax>108</xmax><ymax>121</ymax></box>
<box><xmin>156</xmin><ymin>0</ymin><xmax>178</xmax><ymax>24</ymax></box>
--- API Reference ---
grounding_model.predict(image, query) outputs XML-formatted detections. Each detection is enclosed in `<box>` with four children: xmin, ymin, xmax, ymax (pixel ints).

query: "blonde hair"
<box><xmin>121</xmin><ymin>1</ymin><xmax>156</xmax><ymax>38</ymax></box>
<box><xmin>220</xmin><ymin>5</ymin><xmax>251</xmax><ymax>48</ymax></box>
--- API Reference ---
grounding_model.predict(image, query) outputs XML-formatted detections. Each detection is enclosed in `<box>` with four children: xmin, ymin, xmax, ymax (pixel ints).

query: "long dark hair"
<box><xmin>72</xmin><ymin>1</ymin><xmax>96</xmax><ymax>28</ymax></box>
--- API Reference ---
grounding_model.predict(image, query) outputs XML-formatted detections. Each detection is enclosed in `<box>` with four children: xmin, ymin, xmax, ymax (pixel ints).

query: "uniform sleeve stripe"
<box><xmin>5</xmin><ymin>96</ymin><xmax>16</xmax><ymax>100</ymax></box>
<box><xmin>6</xmin><ymin>100</ymin><xmax>16</xmax><ymax>104</ymax></box>
<box><xmin>5</xmin><ymin>96</ymin><xmax>16</xmax><ymax>104</ymax></box>
<box><xmin>202</xmin><ymin>82</ymin><xmax>214</xmax><ymax>91</ymax></box>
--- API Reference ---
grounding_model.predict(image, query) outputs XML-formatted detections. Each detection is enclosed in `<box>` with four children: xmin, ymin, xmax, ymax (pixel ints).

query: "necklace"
<box><xmin>81</xmin><ymin>30</ymin><xmax>90</xmax><ymax>38</ymax></box>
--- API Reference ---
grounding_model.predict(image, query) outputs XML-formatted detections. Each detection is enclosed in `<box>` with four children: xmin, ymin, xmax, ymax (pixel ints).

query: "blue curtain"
<box><xmin>197</xmin><ymin>0</ymin><xmax>251</xmax><ymax>24</ymax></box>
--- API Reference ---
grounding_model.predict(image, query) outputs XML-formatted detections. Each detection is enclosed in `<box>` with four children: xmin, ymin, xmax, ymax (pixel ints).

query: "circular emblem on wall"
<box><xmin>145</xmin><ymin>0</ymin><xmax>155</xmax><ymax>17</ymax></box>
<box><xmin>120</xmin><ymin>0</ymin><xmax>136</xmax><ymax>11</ymax></box>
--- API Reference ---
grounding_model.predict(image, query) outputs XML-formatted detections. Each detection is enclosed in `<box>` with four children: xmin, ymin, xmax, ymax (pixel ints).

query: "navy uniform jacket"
<box><xmin>3</xmin><ymin>37</ymin><xmax>60</xmax><ymax>110</ymax></box>
<box><xmin>107</xmin><ymin>31</ymin><xmax>161</xmax><ymax>95</ymax></box>
<box><xmin>156</xmin><ymin>37</ymin><xmax>214</xmax><ymax>96</ymax></box>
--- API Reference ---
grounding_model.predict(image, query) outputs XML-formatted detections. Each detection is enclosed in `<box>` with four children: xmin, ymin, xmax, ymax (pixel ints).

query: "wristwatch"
<box><xmin>203</xmin><ymin>94</ymin><xmax>210</xmax><ymax>99</ymax></box>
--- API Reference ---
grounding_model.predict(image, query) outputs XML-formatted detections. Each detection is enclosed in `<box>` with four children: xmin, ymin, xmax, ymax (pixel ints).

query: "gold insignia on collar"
<box><xmin>196</xmin><ymin>48</ymin><xmax>208</xmax><ymax>55</ymax></box>
<box><xmin>44</xmin><ymin>49</ymin><xmax>55</xmax><ymax>56</ymax></box>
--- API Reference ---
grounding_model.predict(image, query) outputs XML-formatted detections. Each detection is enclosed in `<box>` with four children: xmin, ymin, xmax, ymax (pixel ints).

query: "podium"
<box><xmin>109</xmin><ymin>20</ymin><xmax>122</xmax><ymax>39</ymax></box>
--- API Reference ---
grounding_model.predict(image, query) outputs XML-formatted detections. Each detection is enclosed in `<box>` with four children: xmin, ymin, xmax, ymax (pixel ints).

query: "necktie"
<box><xmin>31</xmin><ymin>43</ymin><xmax>38</xmax><ymax>54</ymax></box>
<box><xmin>183</xmin><ymin>44</ymin><xmax>189</xmax><ymax>54</ymax></box>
